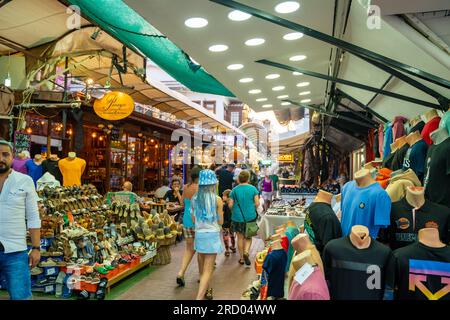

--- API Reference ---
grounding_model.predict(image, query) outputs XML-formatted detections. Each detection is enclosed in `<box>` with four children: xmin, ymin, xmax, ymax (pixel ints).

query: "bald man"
<box><xmin>122</xmin><ymin>181</ymin><xmax>142</xmax><ymax>203</ymax></box>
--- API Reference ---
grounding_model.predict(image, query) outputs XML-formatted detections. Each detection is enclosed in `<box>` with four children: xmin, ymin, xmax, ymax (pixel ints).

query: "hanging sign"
<box><xmin>93</xmin><ymin>91</ymin><xmax>134</xmax><ymax>121</ymax></box>
<box><xmin>14</xmin><ymin>131</ymin><xmax>31</xmax><ymax>153</ymax></box>
<box><xmin>278</xmin><ymin>153</ymin><xmax>294</xmax><ymax>162</ymax></box>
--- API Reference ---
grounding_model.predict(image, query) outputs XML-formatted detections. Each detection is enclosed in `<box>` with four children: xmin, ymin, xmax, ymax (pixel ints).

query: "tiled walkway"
<box><xmin>116</xmin><ymin>238</ymin><xmax>264</xmax><ymax>300</ymax></box>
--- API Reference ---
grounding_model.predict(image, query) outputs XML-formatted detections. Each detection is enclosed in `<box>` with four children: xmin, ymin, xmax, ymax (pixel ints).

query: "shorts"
<box><xmin>261</xmin><ymin>191</ymin><xmax>273</xmax><ymax>201</ymax></box>
<box><xmin>194</xmin><ymin>232</ymin><xmax>224</xmax><ymax>254</ymax></box>
<box><xmin>231</xmin><ymin>219</ymin><xmax>256</xmax><ymax>238</ymax></box>
<box><xmin>183</xmin><ymin>227</ymin><xmax>195</xmax><ymax>238</ymax></box>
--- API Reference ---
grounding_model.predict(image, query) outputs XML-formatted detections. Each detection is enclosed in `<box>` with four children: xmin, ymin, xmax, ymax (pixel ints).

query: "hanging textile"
<box><xmin>366</xmin><ymin>128</ymin><xmax>375</xmax><ymax>163</ymax></box>
<box><xmin>392</xmin><ymin>116</ymin><xmax>408</xmax><ymax>140</ymax></box>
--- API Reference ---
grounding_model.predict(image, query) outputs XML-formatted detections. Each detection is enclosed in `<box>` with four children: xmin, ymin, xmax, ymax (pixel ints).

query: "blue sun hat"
<box><xmin>198</xmin><ymin>169</ymin><xmax>218</xmax><ymax>186</ymax></box>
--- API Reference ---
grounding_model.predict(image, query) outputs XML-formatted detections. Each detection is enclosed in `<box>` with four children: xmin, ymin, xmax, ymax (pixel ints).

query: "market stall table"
<box><xmin>259</xmin><ymin>214</ymin><xmax>305</xmax><ymax>241</ymax></box>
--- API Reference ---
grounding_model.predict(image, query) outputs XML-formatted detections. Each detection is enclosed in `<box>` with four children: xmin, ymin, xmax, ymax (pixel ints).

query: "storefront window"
<box><xmin>110</xmin><ymin>133</ymin><xmax>127</xmax><ymax>191</ymax></box>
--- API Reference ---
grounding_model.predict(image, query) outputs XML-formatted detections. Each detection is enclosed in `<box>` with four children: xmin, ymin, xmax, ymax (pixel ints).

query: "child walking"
<box><xmin>222</xmin><ymin>189</ymin><xmax>236</xmax><ymax>256</ymax></box>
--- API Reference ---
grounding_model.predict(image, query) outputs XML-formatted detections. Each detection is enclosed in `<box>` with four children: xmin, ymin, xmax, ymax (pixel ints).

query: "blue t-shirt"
<box><xmin>341</xmin><ymin>181</ymin><xmax>391</xmax><ymax>238</ymax></box>
<box><xmin>402</xmin><ymin>139</ymin><xmax>428</xmax><ymax>182</ymax></box>
<box><xmin>263</xmin><ymin>249</ymin><xmax>287</xmax><ymax>298</ymax></box>
<box><xmin>382</xmin><ymin>124</ymin><xmax>393</xmax><ymax>160</ymax></box>
<box><xmin>25</xmin><ymin>159</ymin><xmax>43</xmax><ymax>187</ymax></box>
<box><xmin>230</xmin><ymin>184</ymin><xmax>259</xmax><ymax>223</ymax></box>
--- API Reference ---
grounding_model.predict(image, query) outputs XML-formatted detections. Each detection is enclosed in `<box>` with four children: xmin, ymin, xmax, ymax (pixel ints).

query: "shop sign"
<box><xmin>278</xmin><ymin>153</ymin><xmax>294</xmax><ymax>162</ymax></box>
<box><xmin>94</xmin><ymin>91</ymin><xmax>134</xmax><ymax>121</ymax></box>
<box><xmin>14</xmin><ymin>131</ymin><xmax>31</xmax><ymax>153</ymax></box>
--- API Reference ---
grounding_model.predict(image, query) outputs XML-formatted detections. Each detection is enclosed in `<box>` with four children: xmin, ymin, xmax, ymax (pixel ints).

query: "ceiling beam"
<box><xmin>210</xmin><ymin>0</ymin><xmax>450</xmax><ymax>90</ymax></box>
<box><xmin>337</xmin><ymin>89</ymin><xmax>389</xmax><ymax>123</ymax></box>
<box><xmin>337</xmin><ymin>102</ymin><xmax>379</xmax><ymax>125</ymax></box>
<box><xmin>256</xmin><ymin>59</ymin><xmax>442</xmax><ymax>110</ymax></box>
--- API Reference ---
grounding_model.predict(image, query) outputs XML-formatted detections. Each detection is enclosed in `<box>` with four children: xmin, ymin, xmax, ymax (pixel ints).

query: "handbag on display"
<box><xmin>234</xmin><ymin>195</ymin><xmax>259</xmax><ymax>238</ymax></box>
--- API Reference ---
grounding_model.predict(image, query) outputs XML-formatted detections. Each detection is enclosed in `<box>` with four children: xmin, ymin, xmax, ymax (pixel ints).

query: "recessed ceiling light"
<box><xmin>245</xmin><ymin>38</ymin><xmax>265</xmax><ymax>46</ymax></box>
<box><xmin>262</xmin><ymin>104</ymin><xmax>273</xmax><ymax>108</ymax></box>
<box><xmin>239</xmin><ymin>77</ymin><xmax>254</xmax><ymax>83</ymax></box>
<box><xmin>290</xmin><ymin>55</ymin><xmax>307</xmax><ymax>61</ymax></box>
<box><xmin>297</xmin><ymin>82</ymin><xmax>310</xmax><ymax>87</ymax></box>
<box><xmin>283</xmin><ymin>32</ymin><xmax>304</xmax><ymax>40</ymax></box>
<box><xmin>208</xmin><ymin>44</ymin><xmax>228</xmax><ymax>52</ymax></box>
<box><xmin>249</xmin><ymin>89</ymin><xmax>262</xmax><ymax>94</ymax></box>
<box><xmin>272</xmin><ymin>86</ymin><xmax>285</xmax><ymax>91</ymax></box>
<box><xmin>293</xmin><ymin>72</ymin><xmax>303</xmax><ymax>76</ymax></box>
<box><xmin>299</xmin><ymin>91</ymin><xmax>311</xmax><ymax>95</ymax></box>
<box><xmin>281</xmin><ymin>102</ymin><xmax>291</xmax><ymax>106</ymax></box>
<box><xmin>256</xmin><ymin>98</ymin><xmax>268</xmax><ymax>102</ymax></box>
<box><xmin>227</xmin><ymin>64</ymin><xmax>244</xmax><ymax>70</ymax></box>
<box><xmin>185</xmin><ymin>17</ymin><xmax>208</xmax><ymax>28</ymax></box>
<box><xmin>277</xmin><ymin>95</ymin><xmax>289</xmax><ymax>99</ymax></box>
<box><xmin>300</xmin><ymin>99</ymin><xmax>311</xmax><ymax>103</ymax></box>
<box><xmin>265</xmin><ymin>74</ymin><xmax>280</xmax><ymax>80</ymax></box>
<box><xmin>275</xmin><ymin>1</ymin><xmax>300</xmax><ymax>14</ymax></box>
<box><xmin>228</xmin><ymin>10</ymin><xmax>251</xmax><ymax>21</ymax></box>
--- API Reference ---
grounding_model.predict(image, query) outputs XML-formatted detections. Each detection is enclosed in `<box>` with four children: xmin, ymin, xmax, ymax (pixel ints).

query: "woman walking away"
<box><xmin>229</xmin><ymin>170</ymin><xmax>260</xmax><ymax>266</ymax></box>
<box><xmin>176</xmin><ymin>166</ymin><xmax>201</xmax><ymax>287</ymax></box>
<box><xmin>192</xmin><ymin>169</ymin><xmax>224</xmax><ymax>300</ymax></box>
<box><xmin>261</xmin><ymin>172</ymin><xmax>274</xmax><ymax>213</ymax></box>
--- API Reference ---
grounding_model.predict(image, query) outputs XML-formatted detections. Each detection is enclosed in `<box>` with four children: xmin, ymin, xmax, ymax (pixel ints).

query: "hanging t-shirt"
<box><xmin>393</xmin><ymin>242</ymin><xmax>450</xmax><ymax>300</ymax></box>
<box><xmin>341</xmin><ymin>181</ymin><xmax>391</xmax><ymax>238</ymax></box>
<box><xmin>285</xmin><ymin>226</ymin><xmax>300</xmax><ymax>272</ymax></box>
<box><xmin>382</xmin><ymin>124</ymin><xmax>393</xmax><ymax>160</ymax></box>
<box><xmin>262</xmin><ymin>248</ymin><xmax>287</xmax><ymax>298</ymax></box>
<box><xmin>304</xmin><ymin>202</ymin><xmax>342</xmax><ymax>253</ymax></box>
<box><xmin>58</xmin><ymin>157</ymin><xmax>86</xmax><ymax>186</ymax></box>
<box><xmin>402</xmin><ymin>139</ymin><xmax>428</xmax><ymax>182</ymax></box>
<box><xmin>424</xmin><ymin>137</ymin><xmax>450</xmax><ymax>208</ymax></box>
<box><xmin>322</xmin><ymin>236</ymin><xmax>394</xmax><ymax>300</ymax></box>
<box><xmin>25</xmin><ymin>159</ymin><xmax>43</xmax><ymax>187</ymax></box>
<box><xmin>288</xmin><ymin>266</ymin><xmax>330</xmax><ymax>300</ymax></box>
<box><xmin>42</xmin><ymin>159</ymin><xmax>63</xmax><ymax>184</ymax></box>
<box><xmin>391</xmin><ymin>143</ymin><xmax>409</xmax><ymax>171</ymax></box>
<box><xmin>382</xmin><ymin>150</ymin><xmax>396</xmax><ymax>170</ymax></box>
<box><xmin>439</xmin><ymin>111</ymin><xmax>450</xmax><ymax>134</ymax></box>
<box><xmin>422</xmin><ymin>116</ymin><xmax>441</xmax><ymax>145</ymax></box>
<box><xmin>388</xmin><ymin>198</ymin><xmax>450</xmax><ymax>250</ymax></box>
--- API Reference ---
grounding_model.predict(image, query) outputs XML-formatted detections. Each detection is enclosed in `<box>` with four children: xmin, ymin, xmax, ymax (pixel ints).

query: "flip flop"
<box><xmin>96</xmin><ymin>278</ymin><xmax>108</xmax><ymax>300</ymax></box>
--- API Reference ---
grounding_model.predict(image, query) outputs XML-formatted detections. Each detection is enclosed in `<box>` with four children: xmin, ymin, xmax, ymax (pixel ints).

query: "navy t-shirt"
<box><xmin>263</xmin><ymin>249</ymin><xmax>287</xmax><ymax>298</ymax></box>
<box><xmin>402</xmin><ymin>139</ymin><xmax>428</xmax><ymax>182</ymax></box>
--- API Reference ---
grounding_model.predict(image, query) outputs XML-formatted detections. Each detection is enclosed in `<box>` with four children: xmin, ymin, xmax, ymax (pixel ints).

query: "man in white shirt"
<box><xmin>155</xmin><ymin>178</ymin><xmax>171</xmax><ymax>199</ymax></box>
<box><xmin>0</xmin><ymin>140</ymin><xmax>41</xmax><ymax>300</ymax></box>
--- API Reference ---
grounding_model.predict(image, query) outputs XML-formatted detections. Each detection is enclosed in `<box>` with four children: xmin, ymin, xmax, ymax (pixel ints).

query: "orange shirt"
<box><xmin>58</xmin><ymin>157</ymin><xmax>86</xmax><ymax>186</ymax></box>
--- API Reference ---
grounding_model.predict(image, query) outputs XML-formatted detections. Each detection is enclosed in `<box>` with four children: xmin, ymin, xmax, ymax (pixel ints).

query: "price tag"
<box><xmin>294</xmin><ymin>262</ymin><xmax>314</xmax><ymax>285</ymax></box>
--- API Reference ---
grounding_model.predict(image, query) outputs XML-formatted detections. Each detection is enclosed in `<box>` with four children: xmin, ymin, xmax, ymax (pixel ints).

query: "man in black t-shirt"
<box><xmin>304</xmin><ymin>202</ymin><xmax>342</xmax><ymax>253</ymax></box>
<box><xmin>393</xmin><ymin>242</ymin><xmax>450</xmax><ymax>300</ymax></box>
<box><xmin>388</xmin><ymin>198</ymin><xmax>450</xmax><ymax>250</ymax></box>
<box><xmin>217</xmin><ymin>163</ymin><xmax>235</xmax><ymax>197</ymax></box>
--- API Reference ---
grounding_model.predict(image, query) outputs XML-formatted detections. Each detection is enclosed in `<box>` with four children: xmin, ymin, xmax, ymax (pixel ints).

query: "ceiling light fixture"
<box><xmin>300</xmin><ymin>99</ymin><xmax>311</xmax><ymax>103</ymax></box>
<box><xmin>228</xmin><ymin>10</ymin><xmax>251</xmax><ymax>21</ymax></box>
<box><xmin>293</xmin><ymin>72</ymin><xmax>303</xmax><ymax>76</ymax></box>
<box><xmin>208</xmin><ymin>44</ymin><xmax>228</xmax><ymax>52</ymax></box>
<box><xmin>272</xmin><ymin>86</ymin><xmax>285</xmax><ymax>91</ymax></box>
<box><xmin>277</xmin><ymin>95</ymin><xmax>289</xmax><ymax>99</ymax></box>
<box><xmin>281</xmin><ymin>102</ymin><xmax>291</xmax><ymax>106</ymax></box>
<box><xmin>245</xmin><ymin>38</ymin><xmax>265</xmax><ymax>46</ymax></box>
<box><xmin>185</xmin><ymin>17</ymin><xmax>208</xmax><ymax>28</ymax></box>
<box><xmin>299</xmin><ymin>91</ymin><xmax>311</xmax><ymax>95</ymax></box>
<box><xmin>265</xmin><ymin>74</ymin><xmax>280</xmax><ymax>79</ymax></box>
<box><xmin>227</xmin><ymin>64</ymin><xmax>244</xmax><ymax>70</ymax></box>
<box><xmin>297</xmin><ymin>82</ymin><xmax>310</xmax><ymax>87</ymax></box>
<box><xmin>283</xmin><ymin>32</ymin><xmax>304</xmax><ymax>40</ymax></box>
<box><xmin>262</xmin><ymin>104</ymin><xmax>273</xmax><ymax>108</ymax></box>
<box><xmin>289</xmin><ymin>55</ymin><xmax>307</xmax><ymax>61</ymax></box>
<box><xmin>239</xmin><ymin>77</ymin><xmax>254</xmax><ymax>83</ymax></box>
<box><xmin>275</xmin><ymin>1</ymin><xmax>300</xmax><ymax>14</ymax></box>
<box><xmin>256</xmin><ymin>98</ymin><xmax>268</xmax><ymax>102</ymax></box>
<box><xmin>249</xmin><ymin>89</ymin><xmax>262</xmax><ymax>94</ymax></box>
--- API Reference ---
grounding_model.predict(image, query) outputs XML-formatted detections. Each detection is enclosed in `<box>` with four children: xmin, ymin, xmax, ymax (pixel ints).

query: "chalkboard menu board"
<box><xmin>14</xmin><ymin>131</ymin><xmax>31</xmax><ymax>153</ymax></box>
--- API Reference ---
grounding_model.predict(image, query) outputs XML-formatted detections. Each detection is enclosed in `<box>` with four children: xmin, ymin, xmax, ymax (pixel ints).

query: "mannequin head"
<box><xmin>314</xmin><ymin>189</ymin><xmax>333</xmax><ymax>204</ymax></box>
<box><xmin>395</xmin><ymin>136</ymin><xmax>408</xmax><ymax>148</ymax></box>
<box><xmin>49</xmin><ymin>154</ymin><xmax>59</xmax><ymax>161</ymax></box>
<box><xmin>409</xmin><ymin>116</ymin><xmax>421</xmax><ymax>127</ymax></box>
<box><xmin>291</xmin><ymin>249</ymin><xmax>316</xmax><ymax>272</ymax></box>
<box><xmin>424</xmin><ymin>109</ymin><xmax>439</xmax><ymax>122</ymax></box>
<box><xmin>335</xmin><ymin>193</ymin><xmax>341</xmax><ymax>203</ymax></box>
<box><xmin>430</xmin><ymin>127</ymin><xmax>449</xmax><ymax>145</ymax></box>
<box><xmin>286</xmin><ymin>220</ymin><xmax>297</xmax><ymax>229</ymax></box>
<box><xmin>406</xmin><ymin>131</ymin><xmax>422</xmax><ymax>146</ymax></box>
<box><xmin>390</xmin><ymin>140</ymin><xmax>399</xmax><ymax>153</ymax></box>
<box><xmin>34</xmin><ymin>154</ymin><xmax>42</xmax><ymax>162</ymax></box>
<box><xmin>270</xmin><ymin>239</ymin><xmax>283</xmax><ymax>250</ymax></box>
<box><xmin>354</xmin><ymin>169</ymin><xmax>374</xmax><ymax>188</ymax></box>
<box><xmin>405</xmin><ymin>186</ymin><xmax>425</xmax><ymax>209</ymax></box>
<box><xmin>349</xmin><ymin>225</ymin><xmax>371</xmax><ymax>249</ymax></box>
<box><xmin>291</xmin><ymin>233</ymin><xmax>312</xmax><ymax>253</ymax></box>
<box><xmin>418</xmin><ymin>228</ymin><xmax>445</xmax><ymax>248</ymax></box>
<box><xmin>68</xmin><ymin>152</ymin><xmax>76</xmax><ymax>159</ymax></box>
